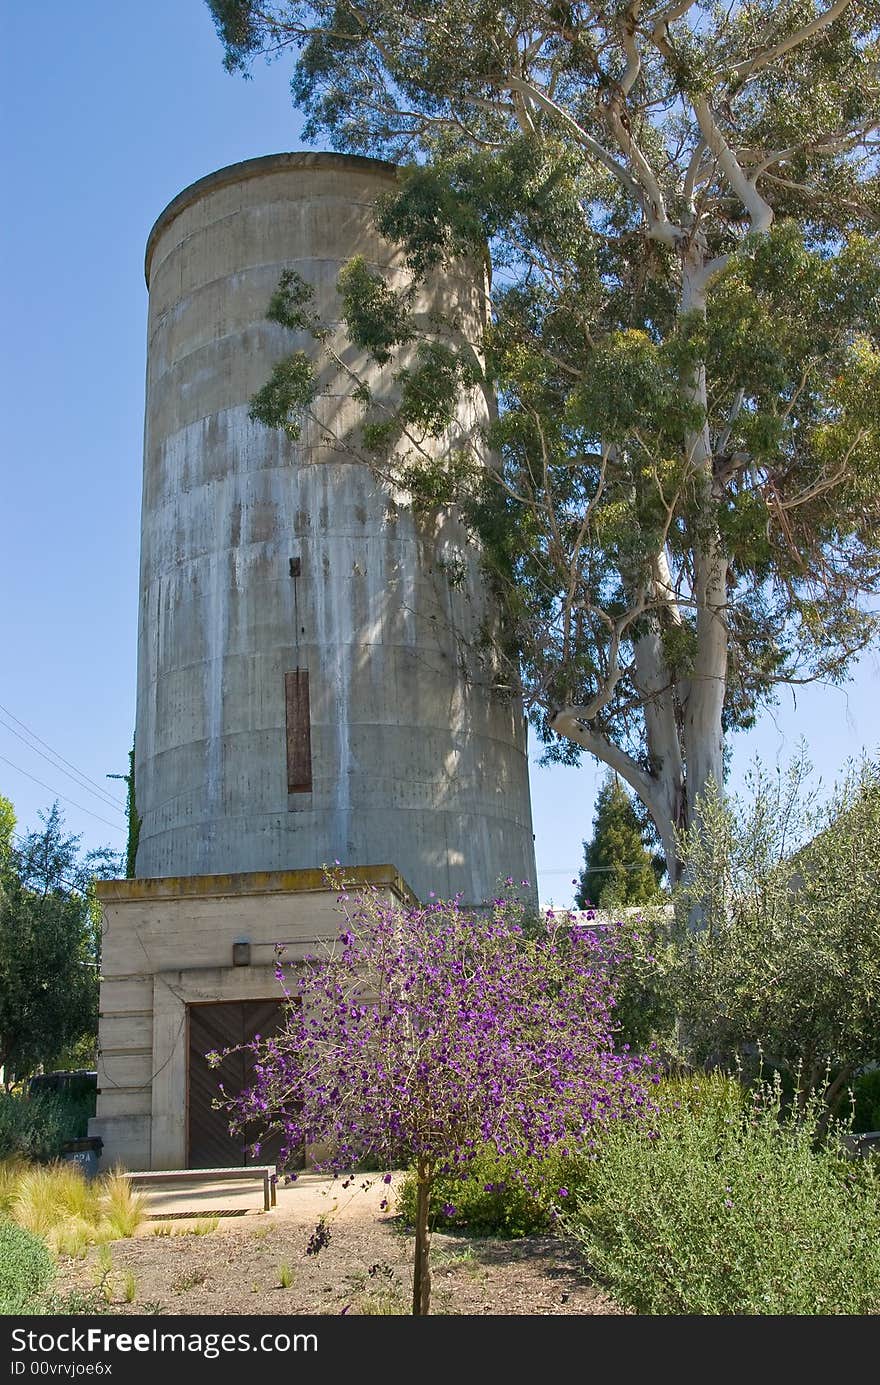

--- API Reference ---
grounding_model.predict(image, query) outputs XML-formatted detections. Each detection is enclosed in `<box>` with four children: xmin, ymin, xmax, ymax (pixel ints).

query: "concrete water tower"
<box><xmin>91</xmin><ymin>154</ymin><xmax>536</xmax><ymax>1171</ymax></box>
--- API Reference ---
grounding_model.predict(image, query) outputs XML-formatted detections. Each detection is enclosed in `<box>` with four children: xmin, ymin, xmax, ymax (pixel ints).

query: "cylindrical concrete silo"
<box><xmin>135</xmin><ymin>152</ymin><xmax>536</xmax><ymax>904</ymax></box>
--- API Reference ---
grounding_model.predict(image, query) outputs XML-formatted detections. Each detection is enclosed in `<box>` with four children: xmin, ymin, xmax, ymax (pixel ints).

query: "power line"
<box><xmin>0</xmin><ymin>755</ymin><xmax>125</xmax><ymax>833</ymax></box>
<box><xmin>0</xmin><ymin>712</ymin><xmax>126</xmax><ymax>814</ymax></box>
<box><xmin>541</xmin><ymin>863</ymin><xmax>663</xmax><ymax>874</ymax></box>
<box><xmin>0</xmin><ymin>701</ymin><xmax>126</xmax><ymax>810</ymax></box>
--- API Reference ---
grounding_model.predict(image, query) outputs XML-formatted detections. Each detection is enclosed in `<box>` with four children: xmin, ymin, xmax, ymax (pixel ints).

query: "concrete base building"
<box><xmin>91</xmin><ymin>867</ymin><xmax>413</xmax><ymax>1171</ymax></box>
<box><xmin>91</xmin><ymin>154</ymin><xmax>536</xmax><ymax>1171</ymax></box>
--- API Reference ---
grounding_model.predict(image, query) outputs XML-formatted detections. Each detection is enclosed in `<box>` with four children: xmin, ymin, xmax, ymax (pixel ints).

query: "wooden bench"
<box><xmin>124</xmin><ymin>1165</ymin><xmax>277</xmax><ymax>1212</ymax></box>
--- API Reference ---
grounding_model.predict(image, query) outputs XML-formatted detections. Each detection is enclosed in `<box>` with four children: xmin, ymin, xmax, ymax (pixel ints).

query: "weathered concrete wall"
<box><xmin>134</xmin><ymin>152</ymin><xmax>536</xmax><ymax>904</ymax></box>
<box><xmin>90</xmin><ymin>866</ymin><xmax>413</xmax><ymax>1170</ymax></box>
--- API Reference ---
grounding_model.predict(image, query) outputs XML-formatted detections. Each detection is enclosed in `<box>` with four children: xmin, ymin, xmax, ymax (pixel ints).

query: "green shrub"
<box><xmin>0</xmin><ymin>1221</ymin><xmax>55</xmax><ymax>1314</ymax></box>
<box><xmin>396</xmin><ymin>1146</ymin><xmax>584</xmax><ymax>1238</ymax></box>
<box><xmin>0</xmin><ymin>1090</ymin><xmax>95</xmax><ymax>1163</ymax></box>
<box><xmin>566</xmin><ymin>1073</ymin><xmax>880</xmax><ymax>1314</ymax></box>
<box><xmin>846</xmin><ymin>1069</ymin><xmax>880</xmax><ymax>1133</ymax></box>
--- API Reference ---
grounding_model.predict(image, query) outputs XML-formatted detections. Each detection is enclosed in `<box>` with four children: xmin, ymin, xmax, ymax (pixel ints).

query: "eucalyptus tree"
<box><xmin>209</xmin><ymin>1</ymin><xmax>880</xmax><ymax>878</ymax></box>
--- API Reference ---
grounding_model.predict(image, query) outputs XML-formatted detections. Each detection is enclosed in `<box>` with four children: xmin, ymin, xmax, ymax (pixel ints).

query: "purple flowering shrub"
<box><xmin>220</xmin><ymin>887</ymin><xmax>654</xmax><ymax>1313</ymax></box>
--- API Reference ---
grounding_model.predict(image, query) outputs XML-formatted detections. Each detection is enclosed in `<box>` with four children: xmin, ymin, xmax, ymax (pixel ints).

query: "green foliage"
<box><xmin>123</xmin><ymin>745</ymin><xmax>140</xmax><ymax>879</ymax></box>
<box><xmin>338</xmin><ymin>256</ymin><xmax>413</xmax><ymax>365</ymax></box>
<box><xmin>567</xmin><ymin>1074</ymin><xmax>880</xmax><ymax>1315</ymax></box>
<box><xmin>605</xmin><ymin>908</ymin><xmax>680</xmax><ymax>1056</ymax></box>
<box><xmin>576</xmin><ymin>774</ymin><xmax>665</xmax><ymax>909</ymax></box>
<box><xmin>843</xmin><ymin>1069</ymin><xmax>880</xmax><ymax>1134</ymax></box>
<box><xmin>396</xmin><ymin>1145</ymin><xmax>583</xmax><ymax>1239</ymax></box>
<box><xmin>0</xmin><ymin>1091</ymin><xmax>94</xmax><ymax>1164</ymax></box>
<box><xmin>673</xmin><ymin>751</ymin><xmax>880</xmax><ymax>1107</ymax></box>
<box><xmin>248</xmin><ymin>352</ymin><xmax>317</xmax><ymax>439</ymax></box>
<box><xmin>109</xmin><ymin>743</ymin><xmax>140</xmax><ymax>878</ymax></box>
<box><xmin>598</xmin><ymin>749</ymin><xmax>880</xmax><ymax>1086</ymax></box>
<box><xmin>0</xmin><ymin>804</ymin><xmax>119</xmax><ymax>1081</ymax></box>
<box><xmin>266</xmin><ymin>268</ymin><xmax>321</xmax><ymax>334</ymax></box>
<box><xmin>0</xmin><ymin>797</ymin><xmax>14</xmax><ymax>856</ymax></box>
<box><xmin>0</xmin><ymin>1220</ymin><xmax>54</xmax><ymax>1314</ymax></box>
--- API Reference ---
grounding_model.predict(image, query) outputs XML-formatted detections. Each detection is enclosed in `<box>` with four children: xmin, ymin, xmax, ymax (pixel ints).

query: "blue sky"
<box><xmin>1</xmin><ymin>1</ymin><xmax>878</xmax><ymax>904</ymax></box>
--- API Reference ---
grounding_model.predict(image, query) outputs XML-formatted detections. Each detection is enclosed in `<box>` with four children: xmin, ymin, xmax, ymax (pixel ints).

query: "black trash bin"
<box><xmin>60</xmin><ymin>1136</ymin><xmax>103</xmax><ymax>1180</ymax></box>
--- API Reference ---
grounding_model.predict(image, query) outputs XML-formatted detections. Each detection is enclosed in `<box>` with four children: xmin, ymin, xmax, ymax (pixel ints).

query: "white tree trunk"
<box><xmin>683</xmin><ymin>546</ymin><xmax>727</xmax><ymax>835</ymax></box>
<box><xmin>680</xmin><ymin>256</ymin><xmax>727</xmax><ymax>849</ymax></box>
<box><xmin>632</xmin><ymin>621</ymin><xmax>686</xmax><ymax>882</ymax></box>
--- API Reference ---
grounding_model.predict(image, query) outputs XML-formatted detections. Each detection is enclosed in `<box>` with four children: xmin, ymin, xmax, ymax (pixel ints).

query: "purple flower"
<box><xmin>442</xmin><ymin>1204</ymin><xmax>457</xmax><ymax>1218</ymax></box>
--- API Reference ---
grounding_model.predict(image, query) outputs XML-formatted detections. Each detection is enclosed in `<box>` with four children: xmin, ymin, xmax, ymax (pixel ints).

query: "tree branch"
<box><xmin>548</xmin><ymin>710</ymin><xmax>662</xmax><ymax>818</ymax></box>
<box><xmin>500</xmin><ymin>76</ymin><xmax>649</xmax><ymax>211</ymax></box>
<box><xmin>691</xmin><ymin>94</ymin><xmax>774</xmax><ymax>236</ymax></box>
<box><xmin>728</xmin><ymin>1</ymin><xmax>856</xmax><ymax>83</ymax></box>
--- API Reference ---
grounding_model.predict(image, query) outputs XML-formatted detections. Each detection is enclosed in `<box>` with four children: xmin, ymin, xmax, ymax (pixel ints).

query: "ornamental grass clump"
<box><xmin>219</xmin><ymin>886</ymin><xmax>654</xmax><ymax>1314</ymax></box>
<box><xmin>2</xmin><ymin>1162</ymin><xmax>144</xmax><ymax>1254</ymax></box>
<box><xmin>566</xmin><ymin>1073</ymin><xmax>880</xmax><ymax>1315</ymax></box>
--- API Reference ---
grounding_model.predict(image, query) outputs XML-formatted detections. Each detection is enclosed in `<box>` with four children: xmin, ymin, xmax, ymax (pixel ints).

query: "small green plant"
<box><xmin>136</xmin><ymin>1301</ymin><xmax>166</xmax><ymax>1316</ymax></box>
<box><xmin>151</xmin><ymin>1222</ymin><xmax>173</xmax><ymax>1237</ymax></box>
<box><xmin>432</xmin><ymin>1245</ymin><xmax>479</xmax><ymax>1273</ymax></box>
<box><xmin>171</xmin><ymin>1269</ymin><xmax>207</xmax><ymax>1293</ymax></box>
<box><xmin>122</xmin><ymin>1270</ymin><xmax>137</xmax><ymax>1304</ymax></box>
<box><xmin>278</xmin><ymin>1263</ymin><xmax>295</xmax><ymax>1289</ymax></box>
<box><xmin>566</xmin><ymin>1074</ymin><xmax>880</xmax><ymax>1314</ymax></box>
<box><xmin>356</xmin><ymin>1289</ymin><xmax>407</xmax><ymax>1315</ymax></box>
<box><xmin>0</xmin><ymin>1220</ymin><xmax>55</xmax><ymax>1313</ymax></box>
<box><xmin>35</xmin><ymin>1285</ymin><xmax>110</xmax><ymax>1316</ymax></box>
<box><xmin>54</xmin><ymin>1221</ymin><xmax>90</xmax><ymax>1260</ymax></box>
<box><xmin>343</xmin><ymin>1262</ymin><xmax>407</xmax><ymax>1315</ymax></box>
<box><xmin>90</xmin><ymin>1245</ymin><xmax>115</xmax><ymax>1303</ymax></box>
<box><xmin>192</xmin><ymin>1217</ymin><xmax>218</xmax><ymax>1236</ymax></box>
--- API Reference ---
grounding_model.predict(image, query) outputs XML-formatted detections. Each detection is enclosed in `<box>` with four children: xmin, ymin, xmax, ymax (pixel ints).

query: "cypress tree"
<box><xmin>576</xmin><ymin>775</ymin><xmax>664</xmax><ymax>910</ymax></box>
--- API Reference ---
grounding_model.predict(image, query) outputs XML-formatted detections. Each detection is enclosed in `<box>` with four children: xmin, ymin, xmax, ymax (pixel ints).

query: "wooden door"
<box><xmin>187</xmin><ymin>999</ymin><xmax>300</xmax><ymax>1170</ymax></box>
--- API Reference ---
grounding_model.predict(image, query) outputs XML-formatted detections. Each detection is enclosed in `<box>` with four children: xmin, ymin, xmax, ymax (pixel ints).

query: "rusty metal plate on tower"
<box><xmin>284</xmin><ymin>669</ymin><xmax>312</xmax><ymax>794</ymax></box>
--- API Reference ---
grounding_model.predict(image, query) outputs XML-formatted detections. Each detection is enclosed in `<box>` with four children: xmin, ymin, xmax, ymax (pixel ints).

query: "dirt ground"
<box><xmin>53</xmin><ymin>1173</ymin><xmax>622</xmax><ymax>1316</ymax></box>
